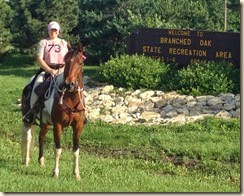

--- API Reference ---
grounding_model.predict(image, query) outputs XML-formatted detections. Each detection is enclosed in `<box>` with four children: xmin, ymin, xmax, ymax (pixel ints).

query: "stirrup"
<box><xmin>23</xmin><ymin>111</ymin><xmax>37</xmax><ymax>125</ymax></box>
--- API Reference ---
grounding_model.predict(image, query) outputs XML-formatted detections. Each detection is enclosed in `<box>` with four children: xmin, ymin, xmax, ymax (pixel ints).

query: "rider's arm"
<box><xmin>36</xmin><ymin>40</ymin><xmax>57</xmax><ymax>75</ymax></box>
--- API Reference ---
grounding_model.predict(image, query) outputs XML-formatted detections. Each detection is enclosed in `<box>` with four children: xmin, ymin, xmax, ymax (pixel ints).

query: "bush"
<box><xmin>177</xmin><ymin>61</ymin><xmax>240</xmax><ymax>96</ymax></box>
<box><xmin>99</xmin><ymin>54</ymin><xmax>171</xmax><ymax>90</ymax></box>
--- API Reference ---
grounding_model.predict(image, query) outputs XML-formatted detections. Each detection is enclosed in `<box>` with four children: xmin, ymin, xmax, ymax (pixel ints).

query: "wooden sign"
<box><xmin>127</xmin><ymin>28</ymin><xmax>240</xmax><ymax>66</ymax></box>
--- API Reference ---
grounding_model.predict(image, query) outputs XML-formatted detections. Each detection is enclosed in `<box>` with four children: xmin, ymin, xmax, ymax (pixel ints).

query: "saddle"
<box><xmin>34</xmin><ymin>73</ymin><xmax>52</xmax><ymax>99</ymax></box>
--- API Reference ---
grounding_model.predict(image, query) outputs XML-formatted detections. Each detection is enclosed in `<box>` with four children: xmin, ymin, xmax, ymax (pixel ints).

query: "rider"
<box><xmin>23</xmin><ymin>21</ymin><xmax>69</xmax><ymax>124</ymax></box>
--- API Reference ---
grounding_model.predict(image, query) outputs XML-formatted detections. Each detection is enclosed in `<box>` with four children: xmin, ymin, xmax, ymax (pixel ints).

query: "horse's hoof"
<box><xmin>39</xmin><ymin>157</ymin><xmax>45</xmax><ymax>167</ymax></box>
<box><xmin>75</xmin><ymin>174</ymin><xmax>81</xmax><ymax>181</ymax></box>
<box><xmin>53</xmin><ymin>173</ymin><xmax>59</xmax><ymax>179</ymax></box>
<box><xmin>25</xmin><ymin>159</ymin><xmax>30</xmax><ymax>167</ymax></box>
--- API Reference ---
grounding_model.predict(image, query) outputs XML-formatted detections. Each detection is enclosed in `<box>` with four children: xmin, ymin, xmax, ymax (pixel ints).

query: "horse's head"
<box><xmin>64</xmin><ymin>43</ymin><xmax>85</xmax><ymax>91</ymax></box>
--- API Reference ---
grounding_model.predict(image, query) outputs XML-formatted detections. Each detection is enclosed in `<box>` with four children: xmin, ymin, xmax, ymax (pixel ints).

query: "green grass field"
<box><xmin>0</xmin><ymin>54</ymin><xmax>240</xmax><ymax>192</ymax></box>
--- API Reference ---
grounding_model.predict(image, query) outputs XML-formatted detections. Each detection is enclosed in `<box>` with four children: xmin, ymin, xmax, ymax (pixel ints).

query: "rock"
<box><xmin>236</xmin><ymin>108</ymin><xmax>240</xmax><ymax>118</ymax></box>
<box><xmin>196</xmin><ymin>101</ymin><xmax>207</xmax><ymax>107</ymax></box>
<box><xmin>111</xmin><ymin>105</ymin><xmax>127</xmax><ymax>114</ymax></box>
<box><xmin>187</xmin><ymin>101</ymin><xmax>197</xmax><ymax>107</ymax></box>
<box><xmin>141</xmin><ymin>111</ymin><xmax>161</xmax><ymax>121</ymax></box>
<box><xmin>235</xmin><ymin>94</ymin><xmax>240</xmax><ymax>102</ymax></box>
<box><xmin>102</xmin><ymin>99</ymin><xmax>115</xmax><ymax>108</ymax></box>
<box><xmin>235</xmin><ymin>108</ymin><xmax>240</xmax><ymax>118</ymax></box>
<box><xmin>150</xmin><ymin>96</ymin><xmax>162</xmax><ymax>103</ymax></box>
<box><xmin>125</xmin><ymin>96</ymin><xmax>142</xmax><ymax>107</ymax></box>
<box><xmin>162</xmin><ymin>105</ymin><xmax>174</xmax><ymax>113</ymax></box>
<box><xmin>208</xmin><ymin>104</ymin><xmax>223</xmax><ymax>110</ymax></box>
<box><xmin>201</xmin><ymin>109</ymin><xmax>214</xmax><ymax>114</ymax></box>
<box><xmin>101</xmin><ymin>115</ymin><xmax>115</xmax><ymax>123</ymax></box>
<box><xmin>139</xmin><ymin>91</ymin><xmax>155</xmax><ymax>101</ymax></box>
<box><xmin>166</xmin><ymin>114</ymin><xmax>186</xmax><ymax>125</ymax></box>
<box><xmin>155</xmin><ymin>91</ymin><xmax>164</xmax><ymax>96</ymax></box>
<box><xmin>127</xmin><ymin>106</ymin><xmax>138</xmax><ymax>113</ymax></box>
<box><xmin>165</xmin><ymin>110</ymin><xmax>177</xmax><ymax>118</ymax></box>
<box><xmin>78</xmin><ymin>77</ymin><xmax>240</xmax><ymax>125</ymax></box>
<box><xmin>186</xmin><ymin>114</ymin><xmax>213</xmax><ymax>123</ymax></box>
<box><xmin>98</xmin><ymin>94</ymin><xmax>112</xmax><ymax>101</ymax></box>
<box><xmin>114</xmin><ymin>97</ymin><xmax>124</xmax><ymax>105</ymax></box>
<box><xmin>223</xmin><ymin>103</ymin><xmax>235</xmax><ymax>111</ymax></box>
<box><xmin>176</xmin><ymin>107</ymin><xmax>189</xmax><ymax>115</ymax></box>
<box><xmin>189</xmin><ymin>108</ymin><xmax>201</xmax><ymax>116</ymax></box>
<box><xmin>215</xmin><ymin>110</ymin><xmax>232</xmax><ymax>119</ymax></box>
<box><xmin>88</xmin><ymin>108</ymin><xmax>100</xmax><ymax>120</ymax></box>
<box><xmin>207</xmin><ymin>97</ymin><xmax>223</xmax><ymax>106</ymax></box>
<box><xmin>155</xmin><ymin>99</ymin><xmax>168</xmax><ymax>108</ymax></box>
<box><xmin>219</xmin><ymin>93</ymin><xmax>235</xmax><ymax>102</ymax></box>
<box><xmin>131</xmin><ymin>90</ymin><xmax>141</xmax><ymax>96</ymax></box>
<box><xmin>185</xmin><ymin>96</ymin><xmax>195</xmax><ymax>102</ymax></box>
<box><xmin>101</xmin><ymin>85</ymin><xmax>114</xmax><ymax>93</ymax></box>
<box><xmin>196</xmin><ymin>95</ymin><xmax>215</xmax><ymax>102</ymax></box>
<box><xmin>83</xmin><ymin>76</ymin><xmax>90</xmax><ymax>85</ymax></box>
<box><xmin>141</xmin><ymin>101</ymin><xmax>155</xmax><ymax>111</ymax></box>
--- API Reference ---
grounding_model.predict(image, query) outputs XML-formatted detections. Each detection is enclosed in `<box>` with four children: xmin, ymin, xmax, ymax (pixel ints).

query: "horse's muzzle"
<box><xmin>66</xmin><ymin>82</ymin><xmax>75</xmax><ymax>92</ymax></box>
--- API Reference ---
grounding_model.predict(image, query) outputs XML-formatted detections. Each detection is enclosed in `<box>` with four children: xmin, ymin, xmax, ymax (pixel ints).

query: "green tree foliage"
<box><xmin>9</xmin><ymin>0</ymin><xmax>80</xmax><ymax>53</ymax></box>
<box><xmin>0</xmin><ymin>0</ymin><xmax>14</xmax><ymax>54</ymax></box>
<box><xmin>227</xmin><ymin>0</ymin><xmax>240</xmax><ymax>31</ymax></box>
<box><xmin>76</xmin><ymin>0</ymin><xmax>240</xmax><ymax>62</ymax></box>
<box><xmin>1</xmin><ymin>0</ymin><xmax>240</xmax><ymax>61</ymax></box>
<box><xmin>75</xmin><ymin>0</ymin><xmax>132</xmax><ymax>63</ymax></box>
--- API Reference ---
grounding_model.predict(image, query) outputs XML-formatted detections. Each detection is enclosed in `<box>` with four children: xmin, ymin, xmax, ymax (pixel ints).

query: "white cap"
<box><xmin>48</xmin><ymin>21</ymin><xmax>60</xmax><ymax>31</ymax></box>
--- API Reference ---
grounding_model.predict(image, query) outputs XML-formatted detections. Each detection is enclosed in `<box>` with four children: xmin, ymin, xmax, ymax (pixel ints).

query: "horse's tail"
<box><xmin>21</xmin><ymin>122</ymin><xmax>35</xmax><ymax>166</ymax></box>
<box><xmin>21</xmin><ymin>85</ymin><xmax>35</xmax><ymax>166</ymax></box>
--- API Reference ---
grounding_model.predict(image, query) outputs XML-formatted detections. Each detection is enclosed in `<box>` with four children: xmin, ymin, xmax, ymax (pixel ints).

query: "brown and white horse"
<box><xmin>21</xmin><ymin>43</ymin><xmax>86</xmax><ymax>180</ymax></box>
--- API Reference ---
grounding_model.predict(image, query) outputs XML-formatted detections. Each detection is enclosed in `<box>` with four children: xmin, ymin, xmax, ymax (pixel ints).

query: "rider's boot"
<box><xmin>23</xmin><ymin>98</ymin><xmax>41</xmax><ymax>125</ymax></box>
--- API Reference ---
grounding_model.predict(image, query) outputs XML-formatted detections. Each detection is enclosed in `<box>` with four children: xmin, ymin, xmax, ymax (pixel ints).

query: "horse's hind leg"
<box><xmin>38</xmin><ymin>123</ymin><xmax>49</xmax><ymax>167</ymax></box>
<box><xmin>21</xmin><ymin>122</ymin><xmax>34</xmax><ymax>166</ymax></box>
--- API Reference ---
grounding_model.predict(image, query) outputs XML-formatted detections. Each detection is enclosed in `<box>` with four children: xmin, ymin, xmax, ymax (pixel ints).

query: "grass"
<box><xmin>0</xmin><ymin>54</ymin><xmax>241</xmax><ymax>192</ymax></box>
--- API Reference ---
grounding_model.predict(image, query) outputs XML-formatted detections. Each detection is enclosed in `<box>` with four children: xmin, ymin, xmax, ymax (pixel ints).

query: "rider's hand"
<box><xmin>49</xmin><ymin>69</ymin><xmax>57</xmax><ymax>76</ymax></box>
<box><xmin>59</xmin><ymin>67</ymin><xmax>65</xmax><ymax>74</ymax></box>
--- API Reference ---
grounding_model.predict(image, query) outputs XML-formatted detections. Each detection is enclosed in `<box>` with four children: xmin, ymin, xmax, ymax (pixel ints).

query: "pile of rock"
<box><xmin>83</xmin><ymin>77</ymin><xmax>240</xmax><ymax>125</ymax></box>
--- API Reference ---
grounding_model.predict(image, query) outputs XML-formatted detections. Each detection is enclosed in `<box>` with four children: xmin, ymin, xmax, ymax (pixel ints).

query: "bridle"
<box><xmin>56</xmin><ymin>50</ymin><xmax>86</xmax><ymax>125</ymax></box>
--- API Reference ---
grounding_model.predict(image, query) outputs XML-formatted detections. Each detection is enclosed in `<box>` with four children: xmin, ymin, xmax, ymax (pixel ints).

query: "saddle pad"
<box><xmin>30</xmin><ymin>72</ymin><xmax>64</xmax><ymax>125</ymax></box>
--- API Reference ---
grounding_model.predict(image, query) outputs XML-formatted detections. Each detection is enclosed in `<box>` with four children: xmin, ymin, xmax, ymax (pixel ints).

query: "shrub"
<box><xmin>177</xmin><ymin>61</ymin><xmax>240</xmax><ymax>96</ymax></box>
<box><xmin>99</xmin><ymin>54</ymin><xmax>171</xmax><ymax>90</ymax></box>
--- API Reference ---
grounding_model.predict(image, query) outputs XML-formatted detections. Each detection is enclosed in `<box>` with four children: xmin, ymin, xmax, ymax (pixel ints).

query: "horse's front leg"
<box><xmin>53</xmin><ymin>123</ymin><xmax>63</xmax><ymax>178</ymax></box>
<box><xmin>72</xmin><ymin>120</ymin><xmax>84</xmax><ymax>181</ymax></box>
<box><xmin>38</xmin><ymin>123</ymin><xmax>49</xmax><ymax>167</ymax></box>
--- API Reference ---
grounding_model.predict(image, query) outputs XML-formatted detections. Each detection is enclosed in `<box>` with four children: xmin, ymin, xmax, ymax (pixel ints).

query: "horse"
<box><xmin>21</xmin><ymin>43</ymin><xmax>86</xmax><ymax>180</ymax></box>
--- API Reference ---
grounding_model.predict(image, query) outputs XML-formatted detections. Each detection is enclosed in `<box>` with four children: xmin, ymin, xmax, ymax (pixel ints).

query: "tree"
<box><xmin>0</xmin><ymin>0</ymin><xmax>14</xmax><ymax>54</ymax></box>
<box><xmin>9</xmin><ymin>0</ymin><xmax>80</xmax><ymax>53</ymax></box>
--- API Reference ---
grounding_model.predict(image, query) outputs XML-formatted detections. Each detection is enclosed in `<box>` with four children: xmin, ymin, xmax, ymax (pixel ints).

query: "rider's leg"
<box><xmin>23</xmin><ymin>72</ymin><xmax>45</xmax><ymax>124</ymax></box>
<box><xmin>23</xmin><ymin>97</ymin><xmax>42</xmax><ymax>124</ymax></box>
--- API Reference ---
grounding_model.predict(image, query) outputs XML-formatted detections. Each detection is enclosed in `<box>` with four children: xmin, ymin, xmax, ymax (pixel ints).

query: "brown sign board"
<box><xmin>127</xmin><ymin>28</ymin><xmax>240</xmax><ymax>67</ymax></box>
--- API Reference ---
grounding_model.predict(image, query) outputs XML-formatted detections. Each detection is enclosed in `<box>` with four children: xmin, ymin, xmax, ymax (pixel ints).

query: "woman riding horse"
<box><xmin>23</xmin><ymin>21</ymin><xmax>69</xmax><ymax>124</ymax></box>
<box><xmin>22</xmin><ymin>41</ymin><xmax>87</xmax><ymax>180</ymax></box>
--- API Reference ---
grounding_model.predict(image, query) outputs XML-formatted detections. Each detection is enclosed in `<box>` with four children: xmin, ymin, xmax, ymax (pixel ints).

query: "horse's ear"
<box><xmin>67</xmin><ymin>42</ymin><xmax>72</xmax><ymax>50</ymax></box>
<box><xmin>77</xmin><ymin>43</ymin><xmax>83</xmax><ymax>53</ymax></box>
